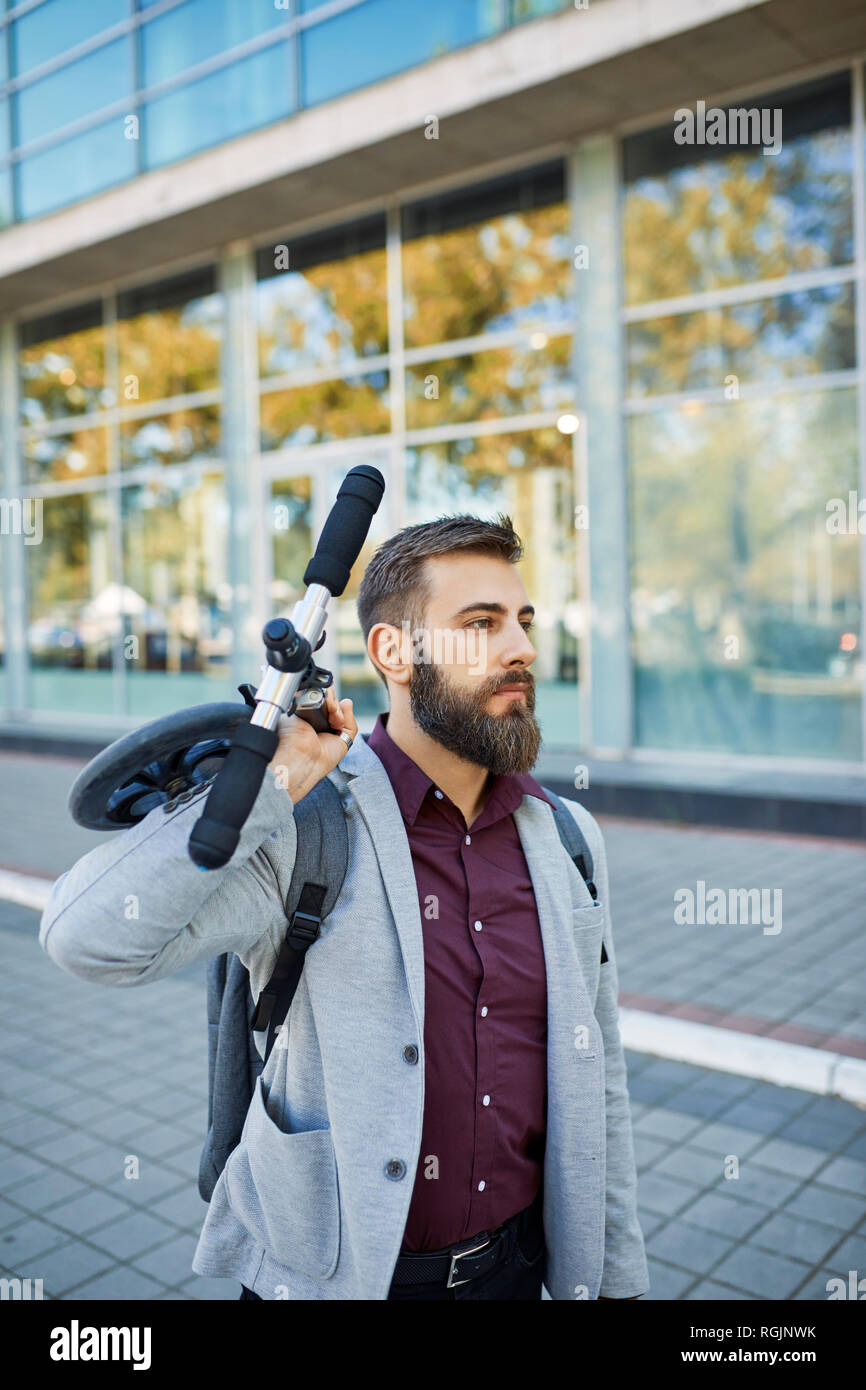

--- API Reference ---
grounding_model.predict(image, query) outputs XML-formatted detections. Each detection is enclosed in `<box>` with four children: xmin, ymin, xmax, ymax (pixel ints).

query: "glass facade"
<box><xmin>0</xmin><ymin>0</ymin><xmax>572</xmax><ymax>225</ymax></box>
<box><xmin>1</xmin><ymin>59</ymin><xmax>864</xmax><ymax>771</ymax></box>
<box><xmin>622</xmin><ymin>72</ymin><xmax>861</xmax><ymax>761</ymax></box>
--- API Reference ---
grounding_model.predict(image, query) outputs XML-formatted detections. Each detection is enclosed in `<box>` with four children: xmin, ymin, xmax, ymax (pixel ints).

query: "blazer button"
<box><xmin>385</xmin><ymin>1159</ymin><xmax>406</xmax><ymax>1181</ymax></box>
<box><xmin>402</xmin><ymin>1044</ymin><xmax>418</xmax><ymax>1065</ymax></box>
<box><xmin>163</xmin><ymin>799</ymin><xmax>178</xmax><ymax>813</ymax></box>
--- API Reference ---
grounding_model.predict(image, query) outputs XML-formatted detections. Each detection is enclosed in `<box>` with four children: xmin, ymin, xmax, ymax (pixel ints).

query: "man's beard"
<box><xmin>408</xmin><ymin>661</ymin><xmax>541</xmax><ymax>775</ymax></box>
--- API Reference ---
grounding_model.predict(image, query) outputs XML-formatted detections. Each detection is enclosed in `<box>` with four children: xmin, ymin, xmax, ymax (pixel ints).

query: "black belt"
<box><xmin>392</xmin><ymin>1200</ymin><xmax>536</xmax><ymax>1289</ymax></box>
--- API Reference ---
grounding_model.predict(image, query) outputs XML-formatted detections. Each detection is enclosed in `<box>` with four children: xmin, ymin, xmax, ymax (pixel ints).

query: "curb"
<box><xmin>2</xmin><ymin>870</ymin><xmax>865</xmax><ymax>1108</ymax></box>
<box><xmin>620</xmin><ymin>1008</ymin><xmax>866</xmax><ymax>1109</ymax></box>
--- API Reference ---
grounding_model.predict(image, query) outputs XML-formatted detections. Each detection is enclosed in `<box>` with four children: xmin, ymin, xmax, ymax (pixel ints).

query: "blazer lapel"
<box><xmin>332</xmin><ymin>737</ymin><xmax>426</xmax><ymax>1026</ymax></box>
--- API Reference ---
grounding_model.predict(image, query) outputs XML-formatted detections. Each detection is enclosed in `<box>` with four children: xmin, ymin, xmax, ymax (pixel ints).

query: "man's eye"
<box><xmin>521</xmin><ymin>621</ymin><xmax>535</xmax><ymax>633</ymax></box>
<box><xmin>468</xmin><ymin>618</ymin><xmax>491</xmax><ymax>629</ymax></box>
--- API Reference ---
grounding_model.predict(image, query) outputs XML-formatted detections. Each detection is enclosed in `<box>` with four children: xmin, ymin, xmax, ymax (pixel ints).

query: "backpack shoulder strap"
<box><xmin>250</xmin><ymin>774</ymin><xmax>349</xmax><ymax>1061</ymax></box>
<box><xmin>541</xmin><ymin>785</ymin><xmax>598</xmax><ymax>905</ymax></box>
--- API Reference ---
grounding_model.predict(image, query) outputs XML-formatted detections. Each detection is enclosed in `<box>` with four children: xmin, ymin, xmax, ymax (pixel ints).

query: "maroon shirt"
<box><xmin>367</xmin><ymin>713</ymin><xmax>553</xmax><ymax>1253</ymax></box>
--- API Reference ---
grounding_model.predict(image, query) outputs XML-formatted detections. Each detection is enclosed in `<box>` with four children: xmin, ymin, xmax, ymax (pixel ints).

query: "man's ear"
<box><xmin>367</xmin><ymin>622</ymin><xmax>411</xmax><ymax>688</ymax></box>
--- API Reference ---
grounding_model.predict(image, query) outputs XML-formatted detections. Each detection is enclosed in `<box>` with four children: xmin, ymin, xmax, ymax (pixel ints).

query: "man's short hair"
<box><xmin>357</xmin><ymin>514</ymin><xmax>523</xmax><ymax>683</ymax></box>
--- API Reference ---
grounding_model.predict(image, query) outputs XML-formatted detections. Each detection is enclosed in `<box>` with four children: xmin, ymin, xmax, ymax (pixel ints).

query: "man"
<box><xmin>40</xmin><ymin>514</ymin><xmax>648</xmax><ymax>1301</ymax></box>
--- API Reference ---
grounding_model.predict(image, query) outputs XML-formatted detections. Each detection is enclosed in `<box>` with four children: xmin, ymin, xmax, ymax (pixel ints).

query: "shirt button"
<box><xmin>478</xmin><ymin>1180</ymin><xmax>486</xmax><ymax>1192</ymax></box>
<box><xmin>482</xmin><ymin>1095</ymin><xmax>490</xmax><ymax>1106</ymax></box>
<box><xmin>473</xmin><ymin>921</ymin><xmax>482</xmax><ymax>932</ymax></box>
<box><xmin>402</xmin><ymin>1044</ymin><xmax>418</xmax><ymax>1065</ymax></box>
<box><xmin>385</xmin><ymin>1159</ymin><xmax>406</xmax><ymax>1180</ymax></box>
<box><xmin>465</xmin><ymin>835</ymin><xmax>471</xmax><ymax>845</ymax></box>
<box><xmin>480</xmin><ymin>1006</ymin><xmax>488</xmax><ymax>1017</ymax></box>
<box><xmin>434</xmin><ymin>789</ymin><xmax>444</xmax><ymax>799</ymax></box>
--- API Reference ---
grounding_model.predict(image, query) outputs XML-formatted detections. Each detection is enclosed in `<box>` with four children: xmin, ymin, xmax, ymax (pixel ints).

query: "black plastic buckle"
<box><xmin>286</xmin><ymin>909</ymin><xmax>322</xmax><ymax>951</ymax></box>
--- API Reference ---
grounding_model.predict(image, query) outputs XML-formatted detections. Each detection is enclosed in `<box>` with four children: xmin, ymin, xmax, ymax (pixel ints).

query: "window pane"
<box><xmin>511</xmin><ymin>0</ymin><xmax>567</xmax><ymax>18</ymax></box>
<box><xmin>19</xmin><ymin>302</ymin><xmax>105</xmax><ymax>424</ymax></box>
<box><xmin>22</xmin><ymin>426</ymin><xmax>108</xmax><ymax>485</ymax></box>
<box><xmin>629</xmin><ymin>388</ymin><xmax>861</xmax><ymax>759</ymax></box>
<box><xmin>141</xmin><ymin>0</ymin><xmax>285</xmax><ymax>87</ymax></box>
<box><xmin>12</xmin><ymin>0</ymin><xmax>128</xmax><ymax>77</ymax></box>
<box><xmin>256</xmin><ymin>217</ymin><xmax>387</xmax><ymax>377</ymax></box>
<box><xmin>627</xmin><ymin>283</ymin><xmax>856</xmax><ymax>398</ymax></box>
<box><xmin>143</xmin><ymin>42</ymin><xmax>290</xmax><ymax>168</ymax></box>
<box><xmin>302</xmin><ymin>0</ymin><xmax>499</xmax><ymax>107</ymax></box>
<box><xmin>16</xmin><ymin>36</ymin><xmax>132</xmax><ymax>147</ymax></box>
<box><xmin>623</xmin><ymin>74</ymin><xmax>853</xmax><ymax>305</ymax></box>
<box><xmin>406</xmin><ymin>337</ymin><xmax>573</xmax><ymax>429</ymax></box>
<box><xmin>325</xmin><ymin>458</ymin><xmax>390</xmax><ymax>721</ymax></box>
<box><xmin>122</xmin><ymin>469</ymin><xmax>231</xmax><ymax>715</ymax></box>
<box><xmin>0</xmin><ymin>166</ymin><xmax>12</xmax><ymax>228</ymax></box>
<box><xmin>402</xmin><ymin>164</ymin><xmax>570</xmax><ymax>348</ymax></box>
<box><xmin>260</xmin><ymin>372</ymin><xmax>390</xmax><ymax>449</ymax></box>
<box><xmin>406</xmin><ymin>429</ymin><xmax>581</xmax><ymax>743</ymax></box>
<box><xmin>270</xmin><ymin>475</ymin><xmax>314</xmax><ymax>613</ymax></box>
<box><xmin>0</xmin><ymin>98</ymin><xmax>10</xmax><ymax>158</ymax></box>
<box><xmin>27</xmin><ymin>490</ymin><xmax>117</xmax><ymax>716</ymax></box>
<box><xmin>116</xmin><ymin>268</ymin><xmax>222</xmax><ymax>404</ymax></box>
<box><xmin>17</xmin><ymin>115</ymin><xmax>137</xmax><ymax>218</ymax></box>
<box><xmin>120</xmin><ymin>406</ymin><xmax>221</xmax><ymax>470</ymax></box>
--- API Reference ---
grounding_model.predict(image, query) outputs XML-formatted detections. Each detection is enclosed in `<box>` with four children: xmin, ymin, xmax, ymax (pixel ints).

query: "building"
<box><xmin>0</xmin><ymin>0</ymin><xmax>864</xmax><ymax>785</ymax></box>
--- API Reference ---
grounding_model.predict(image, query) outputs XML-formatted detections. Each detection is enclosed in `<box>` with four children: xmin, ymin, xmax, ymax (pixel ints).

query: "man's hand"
<box><xmin>267</xmin><ymin>685</ymin><xmax>359</xmax><ymax>804</ymax></box>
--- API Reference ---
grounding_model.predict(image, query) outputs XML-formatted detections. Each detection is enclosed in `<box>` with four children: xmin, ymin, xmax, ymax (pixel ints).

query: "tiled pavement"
<box><xmin>2</xmin><ymin>751</ymin><xmax>865</xmax><ymax>1048</ymax></box>
<box><xmin>1</xmin><ymin>901</ymin><xmax>864</xmax><ymax>1301</ymax></box>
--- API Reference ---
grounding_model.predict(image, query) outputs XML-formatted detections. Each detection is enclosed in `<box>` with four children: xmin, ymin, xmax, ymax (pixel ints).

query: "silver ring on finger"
<box><xmin>338</xmin><ymin>729</ymin><xmax>354</xmax><ymax>750</ymax></box>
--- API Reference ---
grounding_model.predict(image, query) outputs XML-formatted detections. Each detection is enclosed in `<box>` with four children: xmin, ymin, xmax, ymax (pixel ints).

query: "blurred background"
<box><xmin>0</xmin><ymin>0</ymin><xmax>865</xmax><ymax>1306</ymax></box>
<box><xmin>0</xmin><ymin>0</ymin><xmax>862</xmax><ymax>805</ymax></box>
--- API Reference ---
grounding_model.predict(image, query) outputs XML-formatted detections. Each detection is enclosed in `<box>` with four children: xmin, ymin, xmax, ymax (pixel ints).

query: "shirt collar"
<box><xmin>366</xmin><ymin>712</ymin><xmax>553</xmax><ymax>827</ymax></box>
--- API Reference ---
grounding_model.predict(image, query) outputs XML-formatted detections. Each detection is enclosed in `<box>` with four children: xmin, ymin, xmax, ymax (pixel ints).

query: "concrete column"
<box><xmin>0</xmin><ymin>317</ymin><xmax>29</xmax><ymax>717</ymax></box>
<box><xmin>569</xmin><ymin>134</ymin><xmax>632</xmax><ymax>756</ymax></box>
<box><xmin>219</xmin><ymin>242</ymin><xmax>261</xmax><ymax>689</ymax></box>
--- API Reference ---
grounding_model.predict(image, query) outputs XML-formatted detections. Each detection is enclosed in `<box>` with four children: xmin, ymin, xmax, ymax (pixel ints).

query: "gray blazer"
<box><xmin>40</xmin><ymin>733</ymin><xmax>649</xmax><ymax>1300</ymax></box>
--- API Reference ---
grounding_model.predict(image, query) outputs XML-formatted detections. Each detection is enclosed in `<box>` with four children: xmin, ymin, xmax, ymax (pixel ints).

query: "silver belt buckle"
<box><xmin>446</xmin><ymin>1233</ymin><xmax>494</xmax><ymax>1289</ymax></box>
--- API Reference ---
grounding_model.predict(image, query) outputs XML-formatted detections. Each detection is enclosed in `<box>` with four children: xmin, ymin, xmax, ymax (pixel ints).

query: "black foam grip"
<box><xmin>188</xmin><ymin>721</ymin><xmax>280</xmax><ymax>870</ymax></box>
<box><xmin>303</xmin><ymin>464</ymin><xmax>385</xmax><ymax>596</ymax></box>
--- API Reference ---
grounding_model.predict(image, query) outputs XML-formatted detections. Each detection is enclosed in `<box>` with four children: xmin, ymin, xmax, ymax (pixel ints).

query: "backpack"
<box><xmin>197</xmin><ymin>749</ymin><xmax>598</xmax><ymax>1202</ymax></box>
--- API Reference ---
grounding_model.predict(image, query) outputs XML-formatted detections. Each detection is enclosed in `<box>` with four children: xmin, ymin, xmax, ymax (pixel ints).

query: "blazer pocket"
<box><xmin>572</xmin><ymin>903</ymin><xmax>606</xmax><ymax>1000</ymax></box>
<box><xmin>225</xmin><ymin>1076</ymin><xmax>340</xmax><ymax>1280</ymax></box>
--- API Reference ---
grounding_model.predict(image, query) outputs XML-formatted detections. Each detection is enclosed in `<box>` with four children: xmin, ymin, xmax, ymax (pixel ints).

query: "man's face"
<box><xmin>406</xmin><ymin>552</ymin><xmax>541</xmax><ymax>775</ymax></box>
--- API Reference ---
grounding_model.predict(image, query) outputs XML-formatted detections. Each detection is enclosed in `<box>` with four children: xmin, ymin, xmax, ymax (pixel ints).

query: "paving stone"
<box><xmin>814</xmin><ymin>1155</ymin><xmax>866</xmax><ymax>1195</ymax></box>
<box><xmin>791</xmin><ymin>1267</ymin><xmax>854</xmax><ymax>1300</ymax></box>
<box><xmin>646</xmin><ymin>1220</ymin><xmax>735</xmax><ymax>1275</ymax></box>
<box><xmin>783</xmin><ymin>1185</ymin><xmax>865</xmax><ymax>1231</ymax></box>
<box><xmin>133</xmin><ymin>1232</ymin><xmax>199</xmax><ymax>1286</ymax></box>
<box><xmin>0</xmin><ymin>1148</ymin><xmax>50</xmax><ymax>1191</ymax></box>
<box><xmin>633</xmin><ymin>1135</ymin><xmax>670</xmax><ymax>1170</ymax></box>
<box><xmin>36</xmin><ymin>1241</ymin><xmax>115</xmax><ymax>1297</ymax></box>
<box><xmin>719</xmin><ymin>1164</ymin><xmax>802</xmax><ymax>1208</ymax></box>
<box><xmin>50</xmin><ymin>1188</ymin><xmax>135</xmax><ymax>1237</ymax></box>
<box><xmin>644</xmin><ymin>1258</ymin><xmax>698</xmax><ymax>1300</ymax></box>
<box><xmin>633</xmin><ymin>1109</ymin><xmax>704</xmax><ymax>1142</ymax></box>
<box><xmin>747</xmin><ymin>1137</ymin><xmax>829</xmax><ymax>1180</ymax></box>
<box><xmin>71</xmin><ymin>1266</ymin><xmax>168</xmax><ymax>1300</ymax></box>
<box><xmin>688</xmin><ymin>1279</ymin><xmax>751</xmax><ymax>1299</ymax></box>
<box><xmin>180</xmin><ymin>1274</ymin><xmax>242</xmax><ymax>1301</ymax></box>
<box><xmin>665</xmin><ymin>1090</ymin><xmax>731</xmax><ymax>1121</ymax></box>
<box><xmin>778</xmin><ymin>1116</ymin><xmax>864</xmax><ymax>1153</ymax></box>
<box><xmin>150</xmin><ymin>1186</ymin><xmax>208</xmax><ymax>1232</ymax></box>
<box><xmin>749</xmin><ymin>1212</ymin><xmax>843</xmax><ymax>1266</ymax></box>
<box><xmin>710</xmin><ymin>1245</ymin><xmax>811</xmax><ymax>1300</ymax></box>
<box><xmin>687</xmin><ymin>1121</ymin><xmax>767</xmax><ymax>1159</ymax></box>
<box><xmin>2</xmin><ymin>1170</ymin><xmax>89</xmax><ymax>1214</ymax></box>
<box><xmin>654</xmin><ymin>1146</ymin><xmax>730</xmax><ymax>1188</ymax></box>
<box><xmin>637</xmin><ymin>1170</ymin><xmax>701</xmax><ymax>1218</ymax></box>
<box><xmin>678</xmin><ymin>1191</ymin><xmax>769</xmax><ymax>1240</ymax></box>
<box><xmin>819</xmin><ymin>1233</ymin><xmax>866</xmax><ymax>1275</ymax></box>
<box><xmin>0</xmin><ymin>1217</ymin><xmax>70</xmax><ymax>1264</ymax></box>
<box><xmin>86</xmin><ymin>1209</ymin><xmax>179</xmax><ymax>1261</ymax></box>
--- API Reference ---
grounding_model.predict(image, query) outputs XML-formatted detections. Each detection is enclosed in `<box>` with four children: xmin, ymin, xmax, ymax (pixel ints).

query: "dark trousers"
<box><xmin>239</xmin><ymin>1189</ymin><xmax>545</xmax><ymax>1302</ymax></box>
